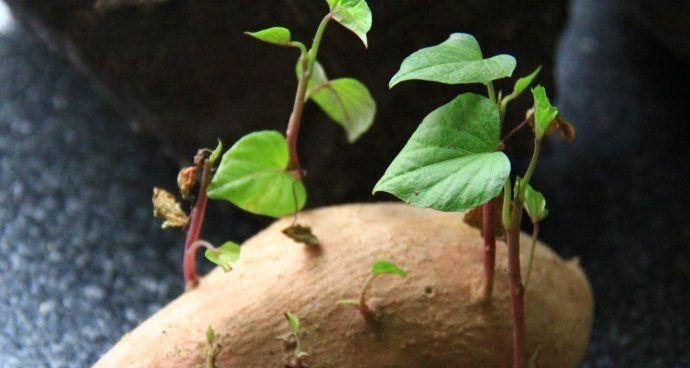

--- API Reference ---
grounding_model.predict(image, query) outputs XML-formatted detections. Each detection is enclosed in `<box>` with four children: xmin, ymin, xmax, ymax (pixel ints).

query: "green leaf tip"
<box><xmin>207</xmin><ymin>130</ymin><xmax>307</xmax><ymax>218</ymax></box>
<box><xmin>245</xmin><ymin>27</ymin><xmax>292</xmax><ymax>46</ymax></box>
<box><xmin>503</xmin><ymin>66</ymin><xmax>541</xmax><ymax>107</ymax></box>
<box><xmin>373</xmin><ymin>93</ymin><xmax>511</xmax><ymax>212</ymax></box>
<box><xmin>372</xmin><ymin>260</ymin><xmax>407</xmax><ymax>277</ymax></box>
<box><xmin>208</xmin><ymin>139</ymin><xmax>223</xmax><ymax>166</ymax></box>
<box><xmin>301</xmin><ymin>61</ymin><xmax>376</xmax><ymax>142</ymax></box>
<box><xmin>284</xmin><ymin>312</ymin><xmax>300</xmax><ymax>334</ymax></box>
<box><xmin>522</xmin><ymin>181</ymin><xmax>548</xmax><ymax>222</ymax></box>
<box><xmin>204</xmin><ymin>241</ymin><xmax>241</xmax><ymax>272</ymax></box>
<box><xmin>326</xmin><ymin>0</ymin><xmax>372</xmax><ymax>48</ymax></box>
<box><xmin>531</xmin><ymin>85</ymin><xmax>558</xmax><ymax>139</ymax></box>
<box><xmin>206</xmin><ymin>326</ymin><xmax>215</xmax><ymax>344</ymax></box>
<box><xmin>389</xmin><ymin>33</ymin><xmax>516</xmax><ymax>88</ymax></box>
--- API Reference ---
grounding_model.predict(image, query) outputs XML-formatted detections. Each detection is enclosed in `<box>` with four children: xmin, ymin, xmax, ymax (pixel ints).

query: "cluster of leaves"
<box><xmin>154</xmin><ymin>0</ymin><xmax>376</xmax><ymax>278</ymax></box>
<box><xmin>373</xmin><ymin>32</ymin><xmax>573</xmax><ymax>366</ymax></box>
<box><xmin>209</xmin><ymin>0</ymin><xmax>376</xmax><ymax>219</ymax></box>
<box><xmin>373</xmin><ymin>32</ymin><xmax>566</xmax><ymax>228</ymax></box>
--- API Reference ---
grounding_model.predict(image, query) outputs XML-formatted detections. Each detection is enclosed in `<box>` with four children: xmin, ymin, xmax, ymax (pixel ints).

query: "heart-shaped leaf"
<box><xmin>374</xmin><ymin>93</ymin><xmax>510</xmax><ymax>212</ymax></box>
<box><xmin>372</xmin><ymin>261</ymin><xmax>407</xmax><ymax>277</ymax></box>
<box><xmin>245</xmin><ymin>27</ymin><xmax>293</xmax><ymax>46</ymax></box>
<box><xmin>204</xmin><ymin>241</ymin><xmax>241</xmax><ymax>272</ymax></box>
<box><xmin>207</xmin><ymin>131</ymin><xmax>306</xmax><ymax>217</ymax></box>
<box><xmin>326</xmin><ymin>0</ymin><xmax>372</xmax><ymax>47</ymax></box>
<box><xmin>389</xmin><ymin>33</ymin><xmax>516</xmax><ymax>88</ymax></box>
<box><xmin>532</xmin><ymin>85</ymin><xmax>558</xmax><ymax>140</ymax></box>
<box><xmin>300</xmin><ymin>61</ymin><xmax>376</xmax><ymax>142</ymax></box>
<box><xmin>522</xmin><ymin>181</ymin><xmax>548</xmax><ymax>222</ymax></box>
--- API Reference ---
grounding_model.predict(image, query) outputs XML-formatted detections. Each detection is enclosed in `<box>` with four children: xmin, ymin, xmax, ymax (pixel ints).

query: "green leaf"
<box><xmin>312</xmin><ymin>78</ymin><xmax>376</xmax><ymax>142</ymax></box>
<box><xmin>373</xmin><ymin>93</ymin><xmax>511</xmax><ymax>211</ymax></box>
<box><xmin>207</xmin><ymin>131</ymin><xmax>307</xmax><ymax>217</ymax></box>
<box><xmin>504</xmin><ymin>66</ymin><xmax>541</xmax><ymax>105</ymax></box>
<box><xmin>208</xmin><ymin>139</ymin><xmax>223</xmax><ymax>166</ymax></box>
<box><xmin>327</xmin><ymin>0</ymin><xmax>372</xmax><ymax>47</ymax></box>
<box><xmin>204</xmin><ymin>241</ymin><xmax>241</xmax><ymax>272</ymax></box>
<box><xmin>284</xmin><ymin>312</ymin><xmax>300</xmax><ymax>334</ymax></box>
<box><xmin>372</xmin><ymin>260</ymin><xmax>408</xmax><ymax>277</ymax></box>
<box><xmin>245</xmin><ymin>27</ymin><xmax>292</xmax><ymax>46</ymax></box>
<box><xmin>206</xmin><ymin>326</ymin><xmax>215</xmax><ymax>344</ymax></box>
<box><xmin>531</xmin><ymin>85</ymin><xmax>558</xmax><ymax>139</ymax></box>
<box><xmin>389</xmin><ymin>33</ymin><xmax>516</xmax><ymax>88</ymax></box>
<box><xmin>301</xmin><ymin>61</ymin><xmax>376</xmax><ymax>142</ymax></box>
<box><xmin>522</xmin><ymin>181</ymin><xmax>548</xmax><ymax>222</ymax></box>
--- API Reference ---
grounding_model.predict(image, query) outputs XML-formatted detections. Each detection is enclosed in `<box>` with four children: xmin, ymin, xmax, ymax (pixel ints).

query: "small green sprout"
<box><xmin>375</xmin><ymin>33</ymin><xmax>573</xmax><ymax>368</ymax></box>
<box><xmin>205</xmin><ymin>326</ymin><xmax>218</xmax><ymax>368</ymax></box>
<box><xmin>284</xmin><ymin>312</ymin><xmax>308</xmax><ymax>368</ymax></box>
<box><xmin>203</xmin><ymin>241</ymin><xmax>242</xmax><ymax>273</ymax></box>
<box><xmin>338</xmin><ymin>260</ymin><xmax>407</xmax><ymax>321</ymax></box>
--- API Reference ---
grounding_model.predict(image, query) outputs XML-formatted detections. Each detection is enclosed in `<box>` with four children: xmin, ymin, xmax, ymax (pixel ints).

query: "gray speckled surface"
<box><xmin>1</xmin><ymin>0</ymin><xmax>689</xmax><ymax>367</ymax></box>
<box><xmin>0</xmin><ymin>26</ymin><xmax>184</xmax><ymax>367</ymax></box>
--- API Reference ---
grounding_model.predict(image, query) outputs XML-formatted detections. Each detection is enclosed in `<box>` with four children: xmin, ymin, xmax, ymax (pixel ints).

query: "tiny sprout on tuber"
<box><xmin>375</xmin><ymin>32</ymin><xmax>573</xmax><ymax>368</ymax></box>
<box><xmin>338</xmin><ymin>260</ymin><xmax>407</xmax><ymax>321</ymax></box>
<box><xmin>205</xmin><ymin>326</ymin><xmax>219</xmax><ymax>368</ymax></box>
<box><xmin>283</xmin><ymin>312</ymin><xmax>309</xmax><ymax>368</ymax></box>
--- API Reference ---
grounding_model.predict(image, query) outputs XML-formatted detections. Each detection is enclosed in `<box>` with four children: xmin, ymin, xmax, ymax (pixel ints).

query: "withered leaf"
<box><xmin>547</xmin><ymin>114</ymin><xmax>576</xmax><ymax>142</ymax></box>
<box><xmin>177</xmin><ymin>166</ymin><xmax>197</xmax><ymax>199</ymax></box>
<box><xmin>462</xmin><ymin>198</ymin><xmax>505</xmax><ymax>238</ymax></box>
<box><xmin>282</xmin><ymin>224</ymin><xmax>320</xmax><ymax>246</ymax></box>
<box><xmin>152</xmin><ymin>187</ymin><xmax>189</xmax><ymax>229</ymax></box>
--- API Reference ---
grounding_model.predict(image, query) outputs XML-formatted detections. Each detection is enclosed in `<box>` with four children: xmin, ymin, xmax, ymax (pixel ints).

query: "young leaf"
<box><xmin>245</xmin><ymin>27</ymin><xmax>293</xmax><ymax>46</ymax></box>
<box><xmin>372</xmin><ymin>261</ymin><xmax>407</xmax><ymax>277</ymax></box>
<box><xmin>326</xmin><ymin>0</ymin><xmax>372</xmax><ymax>47</ymax></box>
<box><xmin>503</xmin><ymin>66</ymin><xmax>541</xmax><ymax>105</ymax></box>
<box><xmin>389</xmin><ymin>33</ymin><xmax>516</xmax><ymax>88</ymax></box>
<box><xmin>207</xmin><ymin>131</ymin><xmax>307</xmax><ymax>218</ymax></box>
<box><xmin>204</xmin><ymin>241</ymin><xmax>241</xmax><ymax>272</ymax></box>
<box><xmin>531</xmin><ymin>85</ymin><xmax>558</xmax><ymax>140</ymax></box>
<box><xmin>522</xmin><ymin>182</ymin><xmax>548</xmax><ymax>222</ymax></box>
<box><xmin>312</xmin><ymin>78</ymin><xmax>376</xmax><ymax>142</ymax></box>
<box><xmin>284</xmin><ymin>312</ymin><xmax>300</xmax><ymax>334</ymax></box>
<box><xmin>208</xmin><ymin>139</ymin><xmax>223</xmax><ymax>166</ymax></box>
<box><xmin>301</xmin><ymin>61</ymin><xmax>376</xmax><ymax>142</ymax></box>
<box><xmin>373</xmin><ymin>93</ymin><xmax>511</xmax><ymax>212</ymax></box>
<box><xmin>206</xmin><ymin>326</ymin><xmax>215</xmax><ymax>344</ymax></box>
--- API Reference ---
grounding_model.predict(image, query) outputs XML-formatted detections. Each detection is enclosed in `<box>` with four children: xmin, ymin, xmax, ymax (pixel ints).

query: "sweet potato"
<box><xmin>94</xmin><ymin>203</ymin><xmax>593</xmax><ymax>368</ymax></box>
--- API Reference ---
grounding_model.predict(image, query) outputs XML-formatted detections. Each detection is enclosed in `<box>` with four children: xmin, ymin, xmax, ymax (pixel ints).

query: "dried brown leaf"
<box><xmin>177</xmin><ymin>166</ymin><xmax>197</xmax><ymax>199</ymax></box>
<box><xmin>462</xmin><ymin>198</ymin><xmax>505</xmax><ymax>238</ymax></box>
<box><xmin>152</xmin><ymin>187</ymin><xmax>189</xmax><ymax>229</ymax></box>
<box><xmin>282</xmin><ymin>224</ymin><xmax>320</xmax><ymax>247</ymax></box>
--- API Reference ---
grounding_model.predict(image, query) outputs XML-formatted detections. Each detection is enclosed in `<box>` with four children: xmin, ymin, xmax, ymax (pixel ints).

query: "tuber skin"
<box><xmin>94</xmin><ymin>203</ymin><xmax>593</xmax><ymax>368</ymax></box>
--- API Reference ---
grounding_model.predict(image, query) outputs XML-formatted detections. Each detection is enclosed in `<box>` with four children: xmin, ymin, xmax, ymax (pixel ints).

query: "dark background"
<box><xmin>1</xmin><ymin>0</ymin><xmax>689</xmax><ymax>367</ymax></box>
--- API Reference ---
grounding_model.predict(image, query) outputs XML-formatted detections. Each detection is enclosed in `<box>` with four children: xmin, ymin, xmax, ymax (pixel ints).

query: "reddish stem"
<box><xmin>183</xmin><ymin>162</ymin><xmax>212</xmax><ymax>289</ymax></box>
<box><xmin>506</xmin><ymin>226</ymin><xmax>526</xmax><ymax>368</ymax></box>
<box><xmin>286</xmin><ymin>57</ymin><xmax>309</xmax><ymax>178</ymax></box>
<box><xmin>481</xmin><ymin>198</ymin><xmax>497</xmax><ymax>300</ymax></box>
